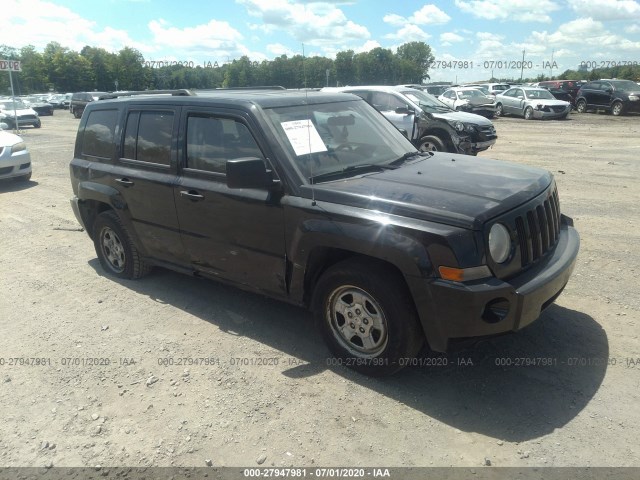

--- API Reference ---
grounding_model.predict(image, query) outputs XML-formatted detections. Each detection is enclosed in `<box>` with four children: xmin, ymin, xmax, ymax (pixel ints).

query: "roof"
<box><xmin>91</xmin><ymin>89</ymin><xmax>361</xmax><ymax>110</ymax></box>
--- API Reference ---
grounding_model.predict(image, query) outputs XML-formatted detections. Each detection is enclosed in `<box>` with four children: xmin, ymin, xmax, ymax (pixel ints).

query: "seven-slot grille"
<box><xmin>514</xmin><ymin>186</ymin><xmax>561</xmax><ymax>267</ymax></box>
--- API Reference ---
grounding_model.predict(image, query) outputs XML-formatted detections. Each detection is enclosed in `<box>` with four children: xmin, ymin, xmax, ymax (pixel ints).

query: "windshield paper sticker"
<box><xmin>281</xmin><ymin>120</ymin><xmax>327</xmax><ymax>156</ymax></box>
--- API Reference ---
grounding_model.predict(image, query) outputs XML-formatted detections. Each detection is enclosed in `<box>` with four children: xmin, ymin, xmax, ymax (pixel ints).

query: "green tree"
<box><xmin>396</xmin><ymin>42</ymin><xmax>434</xmax><ymax>82</ymax></box>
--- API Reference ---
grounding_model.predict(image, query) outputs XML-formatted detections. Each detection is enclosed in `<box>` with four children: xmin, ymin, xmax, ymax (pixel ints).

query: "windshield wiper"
<box><xmin>309</xmin><ymin>163</ymin><xmax>395</xmax><ymax>183</ymax></box>
<box><xmin>388</xmin><ymin>151</ymin><xmax>425</xmax><ymax>167</ymax></box>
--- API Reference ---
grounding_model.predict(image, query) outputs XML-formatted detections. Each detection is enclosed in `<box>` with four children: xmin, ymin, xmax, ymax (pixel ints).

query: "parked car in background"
<box><xmin>0</xmin><ymin>99</ymin><xmax>41</xmax><ymax>128</ymax></box>
<box><xmin>575</xmin><ymin>79</ymin><xmax>640</xmax><ymax>116</ymax></box>
<box><xmin>538</xmin><ymin>80</ymin><xmax>582</xmax><ymax>105</ymax></box>
<box><xmin>438</xmin><ymin>87</ymin><xmax>496</xmax><ymax>118</ymax></box>
<box><xmin>468</xmin><ymin>83</ymin><xmax>511</xmax><ymax>96</ymax></box>
<box><xmin>537</xmin><ymin>86</ymin><xmax>574</xmax><ymax>105</ymax></box>
<box><xmin>0</xmin><ymin>130</ymin><xmax>32</xmax><ymax>181</ymax></box>
<box><xmin>422</xmin><ymin>84</ymin><xmax>452</xmax><ymax>96</ymax></box>
<box><xmin>495</xmin><ymin>87</ymin><xmax>571</xmax><ymax>120</ymax></box>
<box><xmin>22</xmin><ymin>96</ymin><xmax>54</xmax><ymax>116</ymax></box>
<box><xmin>464</xmin><ymin>84</ymin><xmax>490</xmax><ymax>95</ymax></box>
<box><xmin>323</xmin><ymin>85</ymin><xmax>497</xmax><ymax>155</ymax></box>
<box><xmin>70</xmin><ymin>92</ymin><xmax>107</xmax><ymax>118</ymax></box>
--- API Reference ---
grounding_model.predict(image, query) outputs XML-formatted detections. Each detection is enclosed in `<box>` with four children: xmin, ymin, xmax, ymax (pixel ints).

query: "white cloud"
<box><xmin>454</xmin><ymin>0</ymin><xmax>560</xmax><ymax>22</ymax></box>
<box><xmin>237</xmin><ymin>0</ymin><xmax>369</xmax><ymax>51</ymax></box>
<box><xmin>567</xmin><ymin>0</ymin><xmax>640</xmax><ymax>20</ymax></box>
<box><xmin>626</xmin><ymin>24</ymin><xmax>640</xmax><ymax>33</ymax></box>
<box><xmin>3</xmin><ymin>0</ymin><xmax>149</xmax><ymax>53</ymax></box>
<box><xmin>384</xmin><ymin>25</ymin><xmax>431</xmax><ymax>42</ymax></box>
<box><xmin>440</xmin><ymin>32</ymin><xmax>464</xmax><ymax>43</ymax></box>
<box><xmin>267</xmin><ymin>43</ymin><xmax>296</xmax><ymax>56</ymax></box>
<box><xmin>384</xmin><ymin>4</ymin><xmax>450</xmax><ymax>26</ymax></box>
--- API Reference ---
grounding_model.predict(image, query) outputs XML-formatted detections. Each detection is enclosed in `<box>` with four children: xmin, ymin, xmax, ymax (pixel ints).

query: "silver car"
<box><xmin>0</xmin><ymin>130</ymin><xmax>32</xmax><ymax>181</ymax></box>
<box><xmin>438</xmin><ymin>87</ymin><xmax>496</xmax><ymax>118</ymax></box>
<box><xmin>495</xmin><ymin>87</ymin><xmax>571</xmax><ymax>120</ymax></box>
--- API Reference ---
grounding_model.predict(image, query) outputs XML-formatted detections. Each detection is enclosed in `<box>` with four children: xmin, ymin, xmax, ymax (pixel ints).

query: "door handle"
<box><xmin>180</xmin><ymin>190</ymin><xmax>205</xmax><ymax>201</ymax></box>
<box><xmin>115</xmin><ymin>178</ymin><xmax>134</xmax><ymax>186</ymax></box>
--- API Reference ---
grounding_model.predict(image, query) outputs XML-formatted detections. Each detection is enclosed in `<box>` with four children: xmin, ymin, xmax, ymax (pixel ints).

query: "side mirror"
<box><xmin>394</xmin><ymin>106</ymin><xmax>414</xmax><ymax>115</ymax></box>
<box><xmin>517</xmin><ymin>95</ymin><xmax>524</xmax><ymax>99</ymax></box>
<box><xmin>226</xmin><ymin>157</ymin><xmax>278</xmax><ymax>189</ymax></box>
<box><xmin>605</xmin><ymin>88</ymin><xmax>613</xmax><ymax>93</ymax></box>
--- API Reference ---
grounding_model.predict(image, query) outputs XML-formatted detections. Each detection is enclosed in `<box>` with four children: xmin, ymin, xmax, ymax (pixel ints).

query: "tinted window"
<box><xmin>81</xmin><ymin>109</ymin><xmax>118</xmax><ymax>159</ymax></box>
<box><xmin>122</xmin><ymin>111</ymin><xmax>174</xmax><ymax>165</ymax></box>
<box><xmin>186</xmin><ymin>115</ymin><xmax>263</xmax><ymax>174</ymax></box>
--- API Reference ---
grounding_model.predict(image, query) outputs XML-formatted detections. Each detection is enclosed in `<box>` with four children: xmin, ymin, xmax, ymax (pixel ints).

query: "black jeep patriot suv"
<box><xmin>69</xmin><ymin>89</ymin><xmax>579</xmax><ymax>375</ymax></box>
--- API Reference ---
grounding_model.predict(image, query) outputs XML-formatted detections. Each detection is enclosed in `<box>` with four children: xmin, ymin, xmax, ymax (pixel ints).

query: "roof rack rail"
<box><xmin>98</xmin><ymin>89</ymin><xmax>193</xmax><ymax>100</ymax></box>
<box><xmin>212</xmin><ymin>86</ymin><xmax>286</xmax><ymax>91</ymax></box>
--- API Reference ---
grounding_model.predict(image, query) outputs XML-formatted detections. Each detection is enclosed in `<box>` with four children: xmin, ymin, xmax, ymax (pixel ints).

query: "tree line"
<box><xmin>0</xmin><ymin>41</ymin><xmax>434</xmax><ymax>94</ymax></box>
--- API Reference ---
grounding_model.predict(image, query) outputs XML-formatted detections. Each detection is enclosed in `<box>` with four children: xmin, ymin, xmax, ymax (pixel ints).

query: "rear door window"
<box><xmin>122</xmin><ymin>110</ymin><xmax>175</xmax><ymax>166</ymax></box>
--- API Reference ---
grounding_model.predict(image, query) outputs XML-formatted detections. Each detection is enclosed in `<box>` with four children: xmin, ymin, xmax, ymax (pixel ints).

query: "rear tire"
<box><xmin>495</xmin><ymin>103</ymin><xmax>504</xmax><ymax>117</ymax></box>
<box><xmin>312</xmin><ymin>258</ymin><xmax>424</xmax><ymax>376</ymax></box>
<box><xmin>93</xmin><ymin>211</ymin><xmax>151</xmax><ymax>279</ymax></box>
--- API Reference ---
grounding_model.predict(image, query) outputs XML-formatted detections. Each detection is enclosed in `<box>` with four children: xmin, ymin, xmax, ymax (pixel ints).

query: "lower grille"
<box><xmin>551</xmin><ymin>106</ymin><xmax>566</xmax><ymax>113</ymax></box>
<box><xmin>515</xmin><ymin>186</ymin><xmax>561</xmax><ymax>267</ymax></box>
<box><xmin>0</xmin><ymin>166</ymin><xmax>14</xmax><ymax>175</ymax></box>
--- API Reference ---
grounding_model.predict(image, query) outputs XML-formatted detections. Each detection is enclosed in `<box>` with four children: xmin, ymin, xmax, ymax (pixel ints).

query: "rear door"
<box><xmin>174</xmin><ymin>108</ymin><xmax>287</xmax><ymax>296</ymax></box>
<box><xmin>110</xmin><ymin>106</ymin><xmax>186</xmax><ymax>264</ymax></box>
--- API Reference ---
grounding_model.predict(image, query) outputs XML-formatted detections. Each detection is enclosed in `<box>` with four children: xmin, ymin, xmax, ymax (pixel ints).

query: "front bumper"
<box><xmin>409</xmin><ymin>217</ymin><xmax>579</xmax><ymax>352</ymax></box>
<box><xmin>533</xmin><ymin>107</ymin><xmax>570</xmax><ymax>119</ymax></box>
<box><xmin>0</xmin><ymin>149</ymin><xmax>31</xmax><ymax>180</ymax></box>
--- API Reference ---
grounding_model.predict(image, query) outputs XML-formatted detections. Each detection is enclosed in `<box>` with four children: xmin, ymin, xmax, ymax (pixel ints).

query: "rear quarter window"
<box><xmin>81</xmin><ymin>109</ymin><xmax>118</xmax><ymax>160</ymax></box>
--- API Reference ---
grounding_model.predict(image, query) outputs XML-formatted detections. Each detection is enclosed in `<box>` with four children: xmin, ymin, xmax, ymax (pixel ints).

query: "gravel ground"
<box><xmin>0</xmin><ymin>109</ymin><xmax>638</xmax><ymax>471</ymax></box>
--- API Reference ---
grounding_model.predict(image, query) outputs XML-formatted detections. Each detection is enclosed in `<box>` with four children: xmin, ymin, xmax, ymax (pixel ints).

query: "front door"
<box><xmin>174</xmin><ymin>109</ymin><xmax>287</xmax><ymax>297</ymax></box>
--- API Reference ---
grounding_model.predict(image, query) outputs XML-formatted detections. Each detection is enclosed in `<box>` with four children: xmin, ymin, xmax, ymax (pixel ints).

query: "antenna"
<box><xmin>302</xmin><ymin>43</ymin><xmax>317</xmax><ymax>207</ymax></box>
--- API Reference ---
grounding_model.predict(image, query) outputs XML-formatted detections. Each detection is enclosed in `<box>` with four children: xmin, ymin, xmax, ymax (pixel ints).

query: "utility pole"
<box><xmin>520</xmin><ymin>49</ymin><xmax>525</xmax><ymax>81</ymax></box>
<box><xmin>550</xmin><ymin>49</ymin><xmax>555</xmax><ymax>79</ymax></box>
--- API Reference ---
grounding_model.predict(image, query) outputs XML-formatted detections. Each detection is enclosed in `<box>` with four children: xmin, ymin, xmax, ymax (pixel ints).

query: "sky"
<box><xmin>4</xmin><ymin>0</ymin><xmax>640</xmax><ymax>83</ymax></box>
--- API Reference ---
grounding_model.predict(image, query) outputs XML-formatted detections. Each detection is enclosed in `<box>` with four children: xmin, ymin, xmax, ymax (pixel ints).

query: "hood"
<box><xmin>0</xmin><ymin>131</ymin><xmax>23</xmax><ymax>144</ymax></box>
<box><xmin>430</xmin><ymin>110</ymin><xmax>494</xmax><ymax>126</ymax></box>
<box><xmin>310</xmin><ymin>153</ymin><xmax>552</xmax><ymax>230</ymax></box>
<box><xmin>0</xmin><ymin>107</ymin><xmax>37</xmax><ymax>117</ymax></box>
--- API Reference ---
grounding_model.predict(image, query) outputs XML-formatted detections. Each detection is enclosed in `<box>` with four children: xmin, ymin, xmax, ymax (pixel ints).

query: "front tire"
<box><xmin>576</xmin><ymin>100</ymin><xmax>587</xmax><ymax>113</ymax></box>
<box><xmin>611</xmin><ymin>101</ymin><xmax>623</xmax><ymax>116</ymax></box>
<box><xmin>418</xmin><ymin>135</ymin><xmax>446</xmax><ymax>153</ymax></box>
<box><xmin>312</xmin><ymin>259</ymin><xmax>424</xmax><ymax>376</ymax></box>
<box><xmin>524</xmin><ymin>106</ymin><xmax>534</xmax><ymax>120</ymax></box>
<box><xmin>93</xmin><ymin>211</ymin><xmax>151</xmax><ymax>279</ymax></box>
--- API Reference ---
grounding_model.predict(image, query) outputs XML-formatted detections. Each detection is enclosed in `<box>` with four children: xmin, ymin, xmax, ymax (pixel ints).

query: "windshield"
<box><xmin>402</xmin><ymin>90</ymin><xmax>452</xmax><ymax>111</ymax></box>
<box><xmin>458</xmin><ymin>89</ymin><xmax>485</xmax><ymax>99</ymax></box>
<box><xmin>611</xmin><ymin>80</ymin><xmax>639</xmax><ymax>91</ymax></box>
<box><xmin>263</xmin><ymin>99</ymin><xmax>417</xmax><ymax>182</ymax></box>
<box><xmin>525</xmin><ymin>89</ymin><xmax>555</xmax><ymax>100</ymax></box>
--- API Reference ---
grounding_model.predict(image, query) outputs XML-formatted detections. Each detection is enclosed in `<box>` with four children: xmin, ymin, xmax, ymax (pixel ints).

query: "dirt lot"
<box><xmin>0</xmin><ymin>109</ymin><xmax>639</xmax><ymax>472</ymax></box>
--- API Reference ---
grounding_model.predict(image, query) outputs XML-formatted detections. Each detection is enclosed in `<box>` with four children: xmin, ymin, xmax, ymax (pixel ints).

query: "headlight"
<box><xmin>629</xmin><ymin>95</ymin><xmax>639</xmax><ymax>101</ymax></box>
<box><xmin>464</xmin><ymin>123</ymin><xmax>476</xmax><ymax>133</ymax></box>
<box><xmin>11</xmin><ymin>142</ymin><xmax>27</xmax><ymax>153</ymax></box>
<box><xmin>449</xmin><ymin>120</ymin><xmax>465</xmax><ymax>132</ymax></box>
<box><xmin>488</xmin><ymin>223</ymin><xmax>511</xmax><ymax>264</ymax></box>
